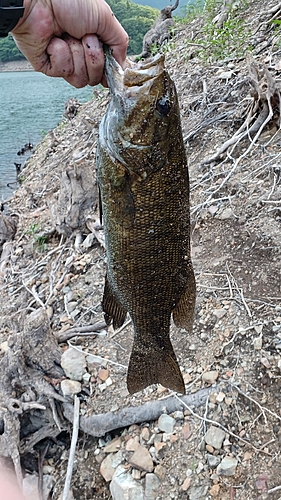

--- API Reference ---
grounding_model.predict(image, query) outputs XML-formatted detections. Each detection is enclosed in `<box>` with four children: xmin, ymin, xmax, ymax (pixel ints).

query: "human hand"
<box><xmin>11</xmin><ymin>0</ymin><xmax>128</xmax><ymax>87</ymax></box>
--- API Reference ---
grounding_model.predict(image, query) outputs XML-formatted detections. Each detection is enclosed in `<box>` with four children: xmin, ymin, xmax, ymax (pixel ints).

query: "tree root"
<box><xmin>0</xmin><ymin>308</ymin><xmax>67</xmax><ymax>489</ymax></box>
<box><xmin>203</xmin><ymin>54</ymin><xmax>281</xmax><ymax>165</ymax></box>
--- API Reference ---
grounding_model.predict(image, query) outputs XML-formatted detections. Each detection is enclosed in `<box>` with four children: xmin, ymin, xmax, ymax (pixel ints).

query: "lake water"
<box><xmin>0</xmin><ymin>71</ymin><xmax>92</xmax><ymax>201</ymax></box>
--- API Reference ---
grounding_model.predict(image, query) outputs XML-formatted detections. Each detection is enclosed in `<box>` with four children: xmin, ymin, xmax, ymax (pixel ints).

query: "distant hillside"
<box><xmin>132</xmin><ymin>0</ymin><xmax>194</xmax><ymax>14</ymax></box>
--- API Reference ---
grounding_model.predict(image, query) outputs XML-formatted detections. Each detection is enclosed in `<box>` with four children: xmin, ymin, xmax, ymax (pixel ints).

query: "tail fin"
<box><xmin>127</xmin><ymin>338</ymin><xmax>185</xmax><ymax>395</ymax></box>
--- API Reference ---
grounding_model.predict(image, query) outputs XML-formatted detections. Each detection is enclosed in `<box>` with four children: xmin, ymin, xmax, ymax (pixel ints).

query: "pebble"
<box><xmin>110</xmin><ymin>465</ymin><xmax>145</xmax><ymax>500</ymax></box>
<box><xmin>253</xmin><ymin>335</ymin><xmax>263</xmax><ymax>350</ymax></box>
<box><xmin>217</xmin><ymin>456</ymin><xmax>238</xmax><ymax>476</ymax></box>
<box><xmin>205</xmin><ymin>425</ymin><xmax>226</xmax><ymax>450</ymax></box>
<box><xmin>145</xmin><ymin>473</ymin><xmax>160</xmax><ymax>499</ymax></box>
<box><xmin>104</xmin><ymin>437</ymin><xmax>122</xmax><ymax>453</ymax></box>
<box><xmin>61</xmin><ymin>347</ymin><xmax>86</xmax><ymax>381</ymax></box>
<box><xmin>219</xmin><ymin>208</ymin><xmax>234</xmax><ymax>220</ymax></box>
<box><xmin>173</xmin><ymin>410</ymin><xmax>184</xmax><ymax>420</ymax></box>
<box><xmin>129</xmin><ymin>444</ymin><xmax>154</xmax><ymax>472</ymax></box>
<box><xmin>207</xmin><ymin>454</ymin><xmax>221</xmax><ymax>468</ymax></box>
<box><xmin>213</xmin><ymin>308</ymin><xmax>227</xmax><ymax>319</ymax></box>
<box><xmin>100</xmin><ymin>453</ymin><xmax>116</xmax><ymax>482</ymax></box>
<box><xmin>158</xmin><ymin>414</ymin><xmax>175</xmax><ymax>433</ymax></box>
<box><xmin>181</xmin><ymin>477</ymin><xmax>191</xmax><ymax>491</ymax></box>
<box><xmin>125</xmin><ymin>436</ymin><xmax>140</xmax><ymax>452</ymax></box>
<box><xmin>182</xmin><ymin>423</ymin><xmax>192</xmax><ymax>440</ymax></box>
<box><xmin>98</xmin><ymin>367</ymin><xmax>109</xmax><ymax>381</ymax></box>
<box><xmin>154</xmin><ymin>464</ymin><xmax>166</xmax><ymax>480</ymax></box>
<box><xmin>202</xmin><ymin>371</ymin><xmax>219</xmax><ymax>385</ymax></box>
<box><xmin>60</xmin><ymin>379</ymin><xmax>81</xmax><ymax>397</ymax></box>
<box><xmin>141</xmin><ymin>427</ymin><xmax>150</xmax><ymax>441</ymax></box>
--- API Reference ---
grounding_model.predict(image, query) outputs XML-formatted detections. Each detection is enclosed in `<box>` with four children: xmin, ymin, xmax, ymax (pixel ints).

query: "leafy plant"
<box><xmin>184</xmin><ymin>0</ymin><xmax>252</xmax><ymax>63</ymax></box>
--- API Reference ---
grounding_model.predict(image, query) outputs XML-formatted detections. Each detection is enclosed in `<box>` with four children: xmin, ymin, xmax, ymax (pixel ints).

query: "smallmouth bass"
<box><xmin>96</xmin><ymin>52</ymin><xmax>196</xmax><ymax>394</ymax></box>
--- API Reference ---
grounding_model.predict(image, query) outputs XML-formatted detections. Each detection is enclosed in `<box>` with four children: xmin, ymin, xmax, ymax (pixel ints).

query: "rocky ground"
<box><xmin>0</xmin><ymin>0</ymin><xmax>281</xmax><ymax>499</ymax></box>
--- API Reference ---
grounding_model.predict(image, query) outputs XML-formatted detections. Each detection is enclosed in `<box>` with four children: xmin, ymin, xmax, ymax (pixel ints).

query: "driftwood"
<box><xmin>50</xmin><ymin>164</ymin><xmax>98</xmax><ymax>237</ymax></box>
<box><xmin>139</xmin><ymin>0</ymin><xmax>179</xmax><ymax>58</ymax></box>
<box><xmin>63</xmin><ymin>387</ymin><xmax>212</xmax><ymax>437</ymax></box>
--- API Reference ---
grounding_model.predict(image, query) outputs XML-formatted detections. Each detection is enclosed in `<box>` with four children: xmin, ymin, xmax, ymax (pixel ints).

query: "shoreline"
<box><xmin>0</xmin><ymin>59</ymin><xmax>33</xmax><ymax>72</ymax></box>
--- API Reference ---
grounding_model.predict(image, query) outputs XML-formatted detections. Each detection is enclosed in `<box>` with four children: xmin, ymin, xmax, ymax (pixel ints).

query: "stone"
<box><xmin>129</xmin><ymin>445</ymin><xmax>154</xmax><ymax>472</ymax></box>
<box><xmin>145</xmin><ymin>473</ymin><xmax>160</xmax><ymax>499</ymax></box>
<box><xmin>188</xmin><ymin>484</ymin><xmax>209</xmax><ymax>500</ymax></box>
<box><xmin>100</xmin><ymin>453</ymin><xmax>116</xmax><ymax>482</ymax></box>
<box><xmin>23</xmin><ymin>473</ymin><xmax>55</xmax><ymax>500</ymax></box>
<box><xmin>110</xmin><ymin>465</ymin><xmax>145</xmax><ymax>500</ymax></box>
<box><xmin>181</xmin><ymin>477</ymin><xmax>191</xmax><ymax>491</ymax></box>
<box><xmin>210</xmin><ymin>484</ymin><xmax>220</xmax><ymax>497</ymax></box>
<box><xmin>182</xmin><ymin>423</ymin><xmax>192</xmax><ymax>440</ymax></box>
<box><xmin>173</xmin><ymin>410</ymin><xmax>184</xmax><ymax>420</ymax></box>
<box><xmin>207</xmin><ymin>454</ymin><xmax>221</xmax><ymax>468</ymax></box>
<box><xmin>202</xmin><ymin>371</ymin><xmax>219</xmax><ymax>385</ymax></box>
<box><xmin>213</xmin><ymin>308</ymin><xmax>227</xmax><ymax>320</ymax></box>
<box><xmin>219</xmin><ymin>208</ymin><xmax>234</xmax><ymax>220</ymax></box>
<box><xmin>217</xmin><ymin>456</ymin><xmax>238</xmax><ymax>477</ymax></box>
<box><xmin>141</xmin><ymin>427</ymin><xmax>150</xmax><ymax>441</ymax></box>
<box><xmin>205</xmin><ymin>425</ymin><xmax>225</xmax><ymax>450</ymax></box>
<box><xmin>125</xmin><ymin>436</ymin><xmax>140</xmax><ymax>451</ymax></box>
<box><xmin>154</xmin><ymin>464</ymin><xmax>166</xmax><ymax>480</ymax></box>
<box><xmin>158</xmin><ymin>414</ymin><xmax>175</xmax><ymax>433</ymax></box>
<box><xmin>104</xmin><ymin>437</ymin><xmax>122</xmax><ymax>453</ymax></box>
<box><xmin>61</xmin><ymin>347</ymin><xmax>86</xmax><ymax>381</ymax></box>
<box><xmin>60</xmin><ymin>379</ymin><xmax>81</xmax><ymax>397</ymax></box>
<box><xmin>98</xmin><ymin>367</ymin><xmax>109</xmax><ymax>381</ymax></box>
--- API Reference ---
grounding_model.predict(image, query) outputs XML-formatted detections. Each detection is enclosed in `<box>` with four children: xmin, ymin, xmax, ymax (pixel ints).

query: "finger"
<box><xmin>82</xmin><ymin>35</ymin><xmax>105</xmax><ymax>87</ymax></box>
<box><xmin>60</xmin><ymin>35</ymin><xmax>89</xmax><ymax>88</ymax></box>
<box><xmin>44</xmin><ymin>37</ymin><xmax>74</xmax><ymax>78</ymax></box>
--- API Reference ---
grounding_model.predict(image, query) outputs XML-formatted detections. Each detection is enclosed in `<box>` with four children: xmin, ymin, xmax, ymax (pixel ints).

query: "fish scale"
<box><xmin>97</xmin><ymin>51</ymin><xmax>196</xmax><ymax>394</ymax></box>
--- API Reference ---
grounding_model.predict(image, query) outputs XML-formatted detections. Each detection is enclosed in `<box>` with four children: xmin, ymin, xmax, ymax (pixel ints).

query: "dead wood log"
<box><xmin>139</xmin><ymin>0</ymin><xmax>179</xmax><ymax>58</ymax></box>
<box><xmin>63</xmin><ymin>387</ymin><xmax>212</xmax><ymax>437</ymax></box>
<box><xmin>50</xmin><ymin>164</ymin><xmax>98</xmax><ymax>237</ymax></box>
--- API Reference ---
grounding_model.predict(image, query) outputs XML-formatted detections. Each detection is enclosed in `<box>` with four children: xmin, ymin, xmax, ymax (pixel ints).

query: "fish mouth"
<box><xmin>105</xmin><ymin>50</ymin><xmax>165</xmax><ymax>96</ymax></box>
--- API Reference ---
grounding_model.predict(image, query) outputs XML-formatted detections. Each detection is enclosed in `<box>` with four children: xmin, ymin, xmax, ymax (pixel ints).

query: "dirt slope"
<box><xmin>0</xmin><ymin>0</ymin><xmax>281</xmax><ymax>499</ymax></box>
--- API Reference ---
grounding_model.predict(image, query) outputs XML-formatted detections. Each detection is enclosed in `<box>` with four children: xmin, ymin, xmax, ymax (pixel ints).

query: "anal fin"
<box><xmin>173</xmin><ymin>268</ymin><xmax>196</xmax><ymax>332</ymax></box>
<box><xmin>102</xmin><ymin>274</ymin><xmax>127</xmax><ymax>329</ymax></box>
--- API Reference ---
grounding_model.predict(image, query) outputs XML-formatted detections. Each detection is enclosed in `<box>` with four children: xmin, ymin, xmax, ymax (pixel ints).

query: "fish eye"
<box><xmin>156</xmin><ymin>97</ymin><xmax>171</xmax><ymax>116</ymax></box>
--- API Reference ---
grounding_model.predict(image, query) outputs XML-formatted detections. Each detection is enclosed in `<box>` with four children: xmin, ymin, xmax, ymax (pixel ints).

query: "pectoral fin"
<box><xmin>172</xmin><ymin>268</ymin><xmax>196</xmax><ymax>332</ymax></box>
<box><xmin>102</xmin><ymin>274</ymin><xmax>127</xmax><ymax>329</ymax></box>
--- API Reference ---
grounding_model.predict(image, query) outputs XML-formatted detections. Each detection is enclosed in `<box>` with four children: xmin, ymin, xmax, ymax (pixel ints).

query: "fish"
<box><xmin>96</xmin><ymin>50</ymin><xmax>196</xmax><ymax>395</ymax></box>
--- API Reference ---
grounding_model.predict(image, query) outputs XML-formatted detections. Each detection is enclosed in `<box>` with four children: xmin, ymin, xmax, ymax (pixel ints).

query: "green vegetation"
<box><xmin>182</xmin><ymin>0</ymin><xmax>252</xmax><ymax>63</ymax></box>
<box><xmin>0</xmin><ymin>34</ymin><xmax>24</xmax><ymax>62</ymax></box>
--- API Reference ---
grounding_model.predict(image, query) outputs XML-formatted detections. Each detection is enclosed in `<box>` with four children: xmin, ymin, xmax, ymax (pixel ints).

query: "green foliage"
<box><xmin>176</xmin><ymin>0</ymin><xmax>205</xmax><ymax>23</ymax></box>
<box><xmin>107</xmin><ymin>0</ymin><xmax>158</xmax><ymax>54</ymax></box>
<box><xmin>0</xmin><ymin>34</ymin><xmax>24</xmax><ymax>62</ymax></box>
<box><xmin>184</xmin><ymin>0</ymin><xmax>252</xmax><ymax>63</ymax></box>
